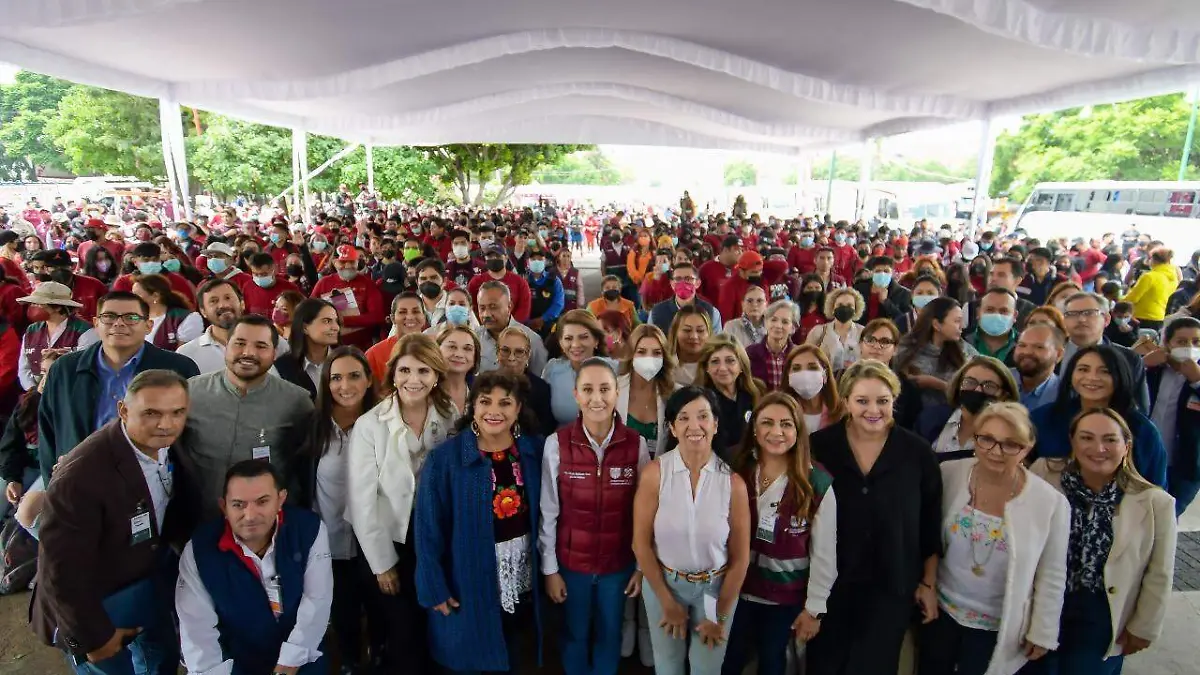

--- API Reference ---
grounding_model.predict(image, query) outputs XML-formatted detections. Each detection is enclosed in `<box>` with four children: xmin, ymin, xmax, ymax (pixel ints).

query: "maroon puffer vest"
<box><xmin>560</xmin><ymin>267</ymin><xmax>581</xmax><ymax>311</ymax></box>
<box><xmin>151</xmin><ymin>308</ymin><xmax>192</xmax><ymax>351</ymax></box>
<box><xmin>555</xmin><ymin>418</ymin><xmax>640</xmax><ymax>574</ymax></box>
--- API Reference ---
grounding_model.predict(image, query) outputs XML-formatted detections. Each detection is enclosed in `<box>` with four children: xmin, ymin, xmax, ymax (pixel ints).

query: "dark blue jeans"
<box><xmin>66</xmin><ymin>600</ymin><xmax>178</xmax><ymax>675</ymax></box>
<box><xmin>917</xmin><ymin>611</ymin><xmax>999</xmax><ymax>675</ymax></box>
<box><xmin>560</xmin><ymin>566</ymin><xmax>634</xmax><ymax>675</ymax></box>
<box><xmin>1025</xmin><ymin>589</ymin><xmax>1124</xmax><ymax>675</ymax></box>
<box><xmin>1167</xmin><ymin>465</ymin><xmax>1200</xmax><ymax>517</ymax></box>
<box><xmin>720</xmin><ymin>599</ymin><xmax>802</xmax><ymax>675</ymax></box>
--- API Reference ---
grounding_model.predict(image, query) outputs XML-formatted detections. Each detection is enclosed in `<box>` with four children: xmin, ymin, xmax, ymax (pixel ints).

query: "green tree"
<box><xmin>46</xmin><ymin>86</ymin><xmax>167</xmax><ymax>180</ymax></box>
<box><xmin>188</xmin><ymin>115</ymin><xmax>293</xmax><ymax>197</ymax></box>
<box><xmin>0</xmin><ymin>72</ymin><xmax>73</xmax><ymax>180</ymax></box>
<box><xmin>335</xmin><ymin>147</ymin><xmax>440</xmax><ymax>201</ymax></box>
<box><xmin>532</xmin><ymin>149</ymin><xmax>624</xmax><ymax>185</ymax></box>
<box><xmin>810</xmin><ymin>155</ymin><xmax>859</xmax><ymax>181</ymax></box>
<box><xmin>426</xmin><ymin>144</ymin><xmax>587</xmax><ymax>206</ymax></box>
<box><xmin>991</xmin><ymin>93</ymin><xmax>1200</xmax><ymax>201</ymax></box>
<box><xmin>724</xmin><ymin>160</ymin><xmax>757</xmax><ymax>186</ymax></box>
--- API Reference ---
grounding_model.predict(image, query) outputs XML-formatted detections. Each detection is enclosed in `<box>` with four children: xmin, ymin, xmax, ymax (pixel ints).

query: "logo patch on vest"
<box><xmin>608</xmin><ymin>465</ymin><xmax>635</xmax><ymax>487</ymax></box>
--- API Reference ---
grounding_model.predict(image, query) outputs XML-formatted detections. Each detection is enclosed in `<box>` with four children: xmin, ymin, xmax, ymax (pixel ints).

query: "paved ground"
<box><xmin>0</xmin><ymin>251</ymin><xmax>1196</xmax><ymax>673</ymax></box>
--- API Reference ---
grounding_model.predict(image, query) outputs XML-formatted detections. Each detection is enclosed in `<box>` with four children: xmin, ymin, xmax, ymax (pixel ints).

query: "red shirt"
<box><xmin>639</xmin><ymin>273</ymin><xmax>674</xmax><ymax>309</ymax></box>
<box><xmin>467</xmin><ymin>271</ymin><xmax>533</xmax><ymax>324</ymax></box>
<box><xmin>787</xmin><ymin>247</ymin><xmax>816</xmax><ymax>276</ymax></box>
<box><xmin>311</xmin><ymin>272</ymin><xmax>386</xmax><ymax>351</ymax></box>
<box><xmin>0</xmin><ymin>258</ymin><xmax>30</xmax><ymax>293</ymax></box>
<box><xmin>424</xmin><ymin>234</ymin><xmax>453</xmax><ymax>262</ymax></box>
<box><xmin>697</xmin><ymin>260</ymin><xmax>735</xmax><ymax>305</ymax></box>
<box><xmin>241</xmin><ymin>277</ymin><xmax>301</xmax><ymax>316</ymax></box>
<box><xmin>112</xmin><ymin>272</ymin><xmax>195</xmax><ymax>306</ymax></box>
<box><xmin>63</xmin><ymin>274</ymin><xmax>109</xmax><ymax>323</ymax></box>
<box><xmin>76</xmin><ymin>240</ymin><xmax>125</xmax><ymax>270</ymax></box>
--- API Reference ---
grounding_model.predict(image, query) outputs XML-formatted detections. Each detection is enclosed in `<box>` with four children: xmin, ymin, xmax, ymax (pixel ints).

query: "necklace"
<box><xmin>758</xmin><ymin>465</ymin><xmax>783</xmax><ymax>491</ymax></box>
<box><xmin>965</xmin><ymin>467</ymin><xmax>1019</xmax><ymax>576</ymax></box>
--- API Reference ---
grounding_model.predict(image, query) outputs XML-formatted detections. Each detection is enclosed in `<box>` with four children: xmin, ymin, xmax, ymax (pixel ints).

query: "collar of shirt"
<box><xmin>1020</xmin><ymin>371</ymin><xmax>1059</xmax><ymax>397</ymax></box>
<box><xmin>96</xmin><ymin>341</ymin><xmax>146</xmax><ymax>377</ymax></box>
<box><xmin>220</xmin><ymin>370</ymin><xmax>271</xmax><ymax>396</ymax></box>
<box><xmin>581</xmin><ymin>418</ymin><xmax>617</xmax><ymax>455</ymax></box>
<box><xmin>121</xmin><ymin>422</ymin><xmax>170</xmax><ymax>469</ymax></box>
<box><xmin>670</xmin><ymin>450</ymin><xmax>718</xmax><ymax>475</ymax></box>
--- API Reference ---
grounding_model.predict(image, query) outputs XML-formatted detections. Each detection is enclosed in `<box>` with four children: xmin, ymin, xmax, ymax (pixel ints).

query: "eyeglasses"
<box><xmin>97</xmin><ymin>312</ymin><xmax>146</xmax><ymax>325</ymax></box>
<box><xmin>973</xmin><ymin>434</ymin><xmax>1026</xmax><ymax>455</ymax></box>
<box><xmin>498</xmin><ymin>346</ymin><xmax>529</xmax><ymax>359</ymax></box>
<box><xmin>861</xmin><ymin>335</ymin><xmax>897</xmax><ymax>348</ymax></box>
<box><xmin>672</xmin><ymin>277</ymin><xmax>697</xmax><ymax>284</ymax></box>
<box><xmin>1063</xmin><ymin>308</ymin><xmax>1102</xmax><ymax>320</ymax></box>
<box><xmin>960</xmin><ymin>377</ymin><xmax>1003</xmax><ymax>396</ymax></box>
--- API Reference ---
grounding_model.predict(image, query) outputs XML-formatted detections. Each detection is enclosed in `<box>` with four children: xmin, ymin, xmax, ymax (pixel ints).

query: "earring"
<box><xmin>471</xmin><ymin>421</ymin><xmax>481</xmax><ymax>435</ymax></box>
<box><xmin>512</xmin><ymin>422</ymin><xmax>522</xmax><ymax>439</ymax></box>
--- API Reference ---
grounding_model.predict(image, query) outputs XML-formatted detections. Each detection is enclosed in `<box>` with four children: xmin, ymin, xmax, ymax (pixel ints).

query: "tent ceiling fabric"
<box><xmin>1</xmin><ymin>0</ymin><xmax>1198</xmax><ymax>155</ymax></box>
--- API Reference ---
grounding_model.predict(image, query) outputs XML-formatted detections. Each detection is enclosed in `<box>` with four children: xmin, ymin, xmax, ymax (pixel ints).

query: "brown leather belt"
<box><xmin>659</xmin><ymin>562</ymin><xmax>728</xmax><ymax>583</ymax></box>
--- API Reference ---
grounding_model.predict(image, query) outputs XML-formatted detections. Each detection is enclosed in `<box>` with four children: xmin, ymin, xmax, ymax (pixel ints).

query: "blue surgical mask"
<box><xmin>912</xmin><ymin>294</ymin><xmax>936</xmax><ymax>309</ymax></box>
<box><xmin>206</xmin><ymin>258</ymin><xmax>229</xmax><ymax>274</ymax></box>
<box><xmin>176</xmin><ymin>229</ymin><xmax>190</xmax><ymax>240</ymax></box>
<box><xmin>270</xmin><ymin>232</ymin><xmax>283</xmax><ymax>244</ymax></box>
<box><xmin>445</xmin><ymin>305</ymin><xmax>470</xmax><ymax>326</ymax></box>
<box><xmin>833</xmin><ymin>234</ymin><xmax>846</xmax><ymax>244</ymax></box>
<box><xmin>672</xmin><ymin>237</ymin><xmax>679</xmax><ymax>246</ymax></box>
<box><xmin>253</xmin><ymin>275</ymin><xmax>275</xmax><ymax>288</ymax></box>
<box><xmin>872</xmin><ymin>272</ymin><xmax>892</xmax><ymax>288</ymax></box>
<box><xmin>162</xmin><ymin>258</ymin><xmax>181</xmax><ymax>273</ymax></box>
<box><xmin>979</xmin><ymin>313</ymin><xmax>1014</xmax><ymax>337</ymax></box>
<box><xmin>137</xmin><ymin>261</ymin><xmax>162</xmax><ymax>275</ymax></box>
<box><xmin>979</xmin><ymin>242</ymin><xmax>993</xmax><ymax>251</ymax></box>
<box><xmin>528</xmin><ymin>260</ymin><xmax>546</xmax><ymax>275</ymax></box>
<box><xmin>1113</xmin><ymin>317</ymin><xmax>1131</xmax><ymax>327</ymax></box>
<box><xmin>800</xmin><ymin>236</ymin><xmax>814</xmax><ymax>247</ymax></box>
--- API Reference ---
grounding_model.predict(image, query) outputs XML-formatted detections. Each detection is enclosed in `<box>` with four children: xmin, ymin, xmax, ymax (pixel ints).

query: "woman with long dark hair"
<box><xmin>82</xmin><ymin>244</ymin><xmax>119</xmax><ymax>287</ymax></box>
<box><xmin>275</xmin><ymin>298</ymin><xmax>341</xmax><ymax>400</ymax></box>
<box><xmin>722</xmin><ymin>392</ymin><xmax>837</xmax><ymax>675</ymax></box>
<box><xmin>894</xmin><ymin>297</ymin><xmax>977</xmax><ymax>408</ymax></box>
<box><xmin>131</xmin><ymin>273</ymin><xmax>202</xmax><ymax>351</ymax></box>
<box><xmin>415</xmin><ymin>371</ymin><xmax>544</xmax><ymax>673</ymax></box>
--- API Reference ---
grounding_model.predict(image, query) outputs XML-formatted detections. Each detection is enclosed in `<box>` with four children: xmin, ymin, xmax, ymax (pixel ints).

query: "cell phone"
<box><xmin>1136</xmin><ymin>328</ymin><xmax>1159</xmax><ymax>343</ymax></box>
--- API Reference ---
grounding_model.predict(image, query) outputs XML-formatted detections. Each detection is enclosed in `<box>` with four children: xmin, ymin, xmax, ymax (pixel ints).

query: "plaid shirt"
<box><xmin>747</xmin><ymin>338</ymin><xmax>790</xmax><ymax>391</ymax></box>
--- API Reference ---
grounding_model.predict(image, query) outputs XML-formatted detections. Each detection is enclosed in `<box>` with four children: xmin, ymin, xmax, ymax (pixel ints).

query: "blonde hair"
<box><xmin>974</xmin><ymin>401</ymin><xmax>1036</xmax><ymax>447</ymax></box>
<box><xmin>384</xmin><ymin>333</ymin><xmax>454</xmax><ymax>418</ymax></box>
<box><xmin>824</xmin><ymin>287</ymin><xmax>864</xmax><ymax>322</ymax></box>
<box><xmin>435</xmin><ymin>324</ymin><xmax>481</xmax><ymax>373</ymax></box>
<box><xmin>1063</xmin><ymin>407</ymin><xmax>1155</xmax><ymax>494</ymax></box>
<box><xmin>694</xmin><ymin>335</ymin><xmax>763</xmax><ymax>405</ymax></box>
<box><xmin>619</xmin><ymin>323</ymin><xmax>677</xmax><ymax>399</ymax></box>
<box><xmin>783</xmin><ymin>344</ymin><xmax>845</xmax><ymax>421</ymax></box>
<box><xmin>837</xmin><ymin>359</ymin><xmax>900</xmax><ymax>400</ymax></box>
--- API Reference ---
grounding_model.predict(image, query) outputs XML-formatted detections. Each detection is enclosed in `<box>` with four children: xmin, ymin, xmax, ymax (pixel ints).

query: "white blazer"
<box><xmin>615</xmin><ymin>373</ymin><xmax>678</xmax><ymax>458</ymax></box>
<box><xmin>346</xmin><ymin>396</ymin><xmax>456</xmax><ymax>574</ymax></box>
<box><xmin>940</xmin><ymin>459</ymin><xmax>1071</xmax><ymax>675</ymax></box>
<box><xmin>1031</xmin><ymin>460</ymin><xmax>1177</xmax><ymax>657</ymax></box>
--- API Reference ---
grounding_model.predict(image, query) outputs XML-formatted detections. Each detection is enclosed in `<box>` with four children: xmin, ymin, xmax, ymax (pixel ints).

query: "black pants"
<box><xmin>331</xmin><ymin>558</ymin><xmax>366</xmax><ymax>667</ymax></box>
<box><xmin>462</xmin><ymin>593</ymin><xmax>537</xmax><ymax>675</ymax></box>
<box><xmin>805</xmin><ymin>582</ymin><xmax>912</xmax><ymax>675</ymax></box>
<box><xmin>918</xmin><ymin>611</ymin><xmax>999</xmax><ymax>675</ymax></box>
<box><xmin>358</xmin><ymin>538</ymin><xmax>431</xmax><ymax>675</ymax></box>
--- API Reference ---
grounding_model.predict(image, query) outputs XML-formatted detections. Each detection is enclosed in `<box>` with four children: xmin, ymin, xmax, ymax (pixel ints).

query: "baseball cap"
<box><xmin>335</xmin><ymin>244</ymin><xmax>359</xmax><ymax>261</ymax></box>
<box><xmin>737</xmin><ymin>250</ymin><xmax>764</xmax><ymax>271</ymax></box>
<box><xmin>380</xmin><ymin>262</ymin><xmax>406</xmax><ymax>295</ymax></box>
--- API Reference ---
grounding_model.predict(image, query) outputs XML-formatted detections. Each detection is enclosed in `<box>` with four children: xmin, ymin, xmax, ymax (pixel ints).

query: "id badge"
<box><xmin>130</xmin><ymin>504</ymin><xmax>152</xmax><ymax>545</ymax></box>
<box><xmin>252</xmin><ymin>446</ymin><xmax>271</xmax><ymax>461</ymax></box>
<box><xmin>755</xmin><ymin>513</ymin><xmax>777</xmax><ymax>543</ymax></box>
<box><xmin>265</xmin><ymin>581</ymin><xmax>283</xmax><ymax>617</ymax></box>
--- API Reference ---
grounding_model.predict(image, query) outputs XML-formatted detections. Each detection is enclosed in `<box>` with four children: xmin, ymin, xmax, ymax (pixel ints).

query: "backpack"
<box><xmin>0</xmin><ymin>516</ymin><xmax>38</xmax><ymax>594</ymax></box>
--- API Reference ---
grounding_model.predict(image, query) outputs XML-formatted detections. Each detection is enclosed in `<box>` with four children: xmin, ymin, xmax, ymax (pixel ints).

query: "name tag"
<box><xmin>130</xmin><ymin>506</ymin><xmax>152</xmax><ymax>545</ymax></box>
<box><xmin>756</xmin><ymin>513</ymin><xmax>776</xmax><ymax>543</ymax></box>
<box><xmin>265</xmin><ymin>579</ymin><xmax>283</xmax><ymax>617</ymax></box>
<box><xmin>252</xmin><ymin>446</ymin><xmax>271</xmax><ymax>461</ymax></box>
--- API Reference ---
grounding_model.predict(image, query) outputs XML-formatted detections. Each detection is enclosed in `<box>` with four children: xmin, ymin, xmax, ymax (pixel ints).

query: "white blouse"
<box><xmin>654</xmin><ymin>449</ymin><xmax>732</xmax><ymax>572</ymax></box>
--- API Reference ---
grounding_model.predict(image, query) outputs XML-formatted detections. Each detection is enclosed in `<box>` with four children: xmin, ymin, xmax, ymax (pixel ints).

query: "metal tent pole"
<box><xmin>972</xmin><ymin>117</ymin><xmax>997</xmax><ymax>228</ymax></box>
<box><xmin>825</xmin><ymin>151</ymin><xmax>837</xmax><ymax>217</ymax></box>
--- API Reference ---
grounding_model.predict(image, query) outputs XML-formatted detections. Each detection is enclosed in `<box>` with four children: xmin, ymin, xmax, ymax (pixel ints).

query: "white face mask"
<box><xmin>632</xmin><ymin>356</ymin><xmax>664</xmax><ymax>381</ymax></box>
<box><xmin>789</xmin><ymin>370</ymin><xmax>825</xmax><ymax>399</ymax></box>
<box><xmin>1171</xmin><ymin>346</ymin><xmax>1200</xmax><ymax>363</ymax></box>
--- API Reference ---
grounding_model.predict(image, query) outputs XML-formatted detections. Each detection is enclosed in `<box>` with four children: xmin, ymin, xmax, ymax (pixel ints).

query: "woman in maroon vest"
<box><xmin>722</xmin><ymin>392</ymin><xmax>839</xmax><ymax>675</ymax></box>
<box><xmin>539</xmin><ymin>358</ymin><xmax>650</xmax><ymax>675</ymax></box>
<box><xmin>130</xmin><ymin>273</ymin><xmax>202</xmax><ymax>351</ymax></box>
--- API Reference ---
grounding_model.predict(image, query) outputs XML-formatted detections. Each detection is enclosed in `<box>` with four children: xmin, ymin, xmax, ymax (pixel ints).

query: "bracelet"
<box><xmin>716</xmin><ymin>612</ymin><xmax>730</xmax><ymax>625</ymax></box>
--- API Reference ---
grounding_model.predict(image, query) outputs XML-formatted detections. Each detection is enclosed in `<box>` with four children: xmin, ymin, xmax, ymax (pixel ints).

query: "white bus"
<box><xmin>1014</xmin><ymin>180</ymin><xmax>1200</xmax><ymax>254</ymax></box>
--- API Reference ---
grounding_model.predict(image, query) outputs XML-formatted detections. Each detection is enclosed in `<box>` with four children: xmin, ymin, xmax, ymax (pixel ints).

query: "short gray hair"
<box><xmin>1064</xmin><ymin>291</ymin><xmax>1109</xmax><ymax>313</ymax></box>
<box><xmin>765</xmin><ymin>299</ymin><xmax>800</xmax><ymax>324</ymax></box>
<box><xmin>125</xmin><ymin>369</ymin><xmax>189</xmax><ymax>401</ymax></box>
<box><xmin>477</xmin><ymin>280</ymin><xmax>511</xmax><ymax>302</ymax></box>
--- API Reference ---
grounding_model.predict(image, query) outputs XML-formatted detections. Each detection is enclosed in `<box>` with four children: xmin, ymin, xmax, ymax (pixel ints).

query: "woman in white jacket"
<box><xmin>1031</xmin><ymin>408</ymin><xmax>1177</xmax><ymax>675</ymax></box>
<box><xmin>347</xmin><ymin>333</ymin><xmax>460</xmax><ymax>673</ymax></box>
<box><xmin>919</xmin><ymin>402</ymin><xmax>1070</xmax><ymax>675</ymax></box>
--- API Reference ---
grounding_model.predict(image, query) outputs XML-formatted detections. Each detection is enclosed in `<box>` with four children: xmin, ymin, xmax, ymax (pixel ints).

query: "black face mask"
<box><xmin>285</xmin><ymin>264</ymin><xmax>304</xmax><ymax>277</ymax></box>
<box><xmin>486</xmin><ymin>258</ymin><xmax>506</xmax><ymax>273</ymax></box>
<box><xmin>745</xmin><ymin>273</ymin><xmax>762</xmax><ymax>283</ymax></box>
<box><xmin>419</xmin><ymin>282</ymin><xmax>441</xmax><ymax>299</ymax></box>
<box><xmin>381</xmin><ymin>249</ymin><xmax>396</xmax><ymax>259</ymax></box>
<box><xmin>46</xmin><ymin>268</ymin><xmax>73</xmax><ymax>285</ymax></box>
<box><xmin>603</xmin><ymin>289</ymin><xmax>621</xmax><ymax>301</ymax></box>
<box><xmin>958</xmin><ymin>389</ymin><xmax>993</xmax><ymax>415</ymax></box>
<box><xmin>833</xmin><ymin>306</ymin><xmax>855</xmax><ymax>323</ymax></box>
<box><xmin>801</xmin><ymin>290</ymin><xmax>822</xmax><ymax>306</ymax></box>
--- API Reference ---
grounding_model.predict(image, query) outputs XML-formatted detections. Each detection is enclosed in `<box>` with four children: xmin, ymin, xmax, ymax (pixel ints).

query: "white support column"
<box><xmin>167</xmin><ymin>102</ymin><xmax>192</xmax><ymax>221</ymax></box>
<box><xmin>158</xmin><ymin>99</ymin><xmax>182</xmax><ymax>222</ymax></box>
<box><xmin>366</xmin><ymin>144</ymin><xmax>375</xmax><ymax>195</ymax></box>
<box><xmin>858</xmin><ymin>139</ymin><xmax>874</xmax><ymax>221</ymax></box>
<box><xmin>972</xmin><ymin>118</ymin><xmax>997</xmax><ymax>228</ymax></box>
<box><xmin>294</xmin><ymin>128</ymin><xmax>310</xmax><ymax>220</ymax></box>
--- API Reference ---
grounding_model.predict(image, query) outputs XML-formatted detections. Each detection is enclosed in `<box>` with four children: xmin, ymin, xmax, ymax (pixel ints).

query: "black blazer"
<box><xmin>273</xmin><ymin>353</ymin><xmax>319</xmax><ymax>401</ymax></box>
<box><xmin>527</xmin><ymin>372</ymin><xmax>557</xmax><ymax>437</ymax></box>
<box><xmin>810</xmin><ymin>422</ymin><xmax>942</xmax><ymax>595</ymax></box>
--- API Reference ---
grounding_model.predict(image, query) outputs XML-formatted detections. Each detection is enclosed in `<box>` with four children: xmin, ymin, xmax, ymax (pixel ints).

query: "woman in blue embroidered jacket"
<box><xmin>415</xmin><ymin>371</ymin><xmax>545</xmax><ymax>673</ymax></box>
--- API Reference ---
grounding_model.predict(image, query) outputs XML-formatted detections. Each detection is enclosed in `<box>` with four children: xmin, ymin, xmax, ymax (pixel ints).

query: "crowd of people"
<box><xmin>0</xmin><ymin>186</ymin><xmax>1189</xmax><ymax>675</ymax></box>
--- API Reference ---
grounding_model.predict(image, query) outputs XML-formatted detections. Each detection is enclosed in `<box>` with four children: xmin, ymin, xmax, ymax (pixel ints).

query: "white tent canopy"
<box><xmin>2</xmin><ymin>0</ymin><xmax>1199</xmax><ymax>157</ymax></box>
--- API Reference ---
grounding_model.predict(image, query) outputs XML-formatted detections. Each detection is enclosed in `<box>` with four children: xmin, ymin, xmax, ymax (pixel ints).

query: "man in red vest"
<box><xmin>539</xmin><ymin>359</ymin><xmax>649</xmax><ymax>675</ymax></box>
<box><xmin>310</xmin><ymin>245</ymin><xmax>385</xmax><ymax>351</ymax></box>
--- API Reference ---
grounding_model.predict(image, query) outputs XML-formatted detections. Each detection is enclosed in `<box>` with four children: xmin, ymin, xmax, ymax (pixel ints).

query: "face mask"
<box><xmin>833</xmin><ymin>234</ymin><xmax>846</xmax><ymax>244</ymax></box>
<box><xmin>337</xmin><ymin>268</ymin><xmax>358</xmax><ymax>282</ymax></box>
<box><xmin>958</xmin><ymin>389</ymin><xmax>993</xmax><ymax>415</ymax></box>
<box><xmin>800</xmin><ymin>236</ymin><xmax>814</xmax><ymax>247</ymax></box>
<box><xmin>672</xmin><ymin>237</ymin><xmax>679</xmax><ymax>246</ymax></box>
<box><xmin>253</xmin><ymin>275</ymin><xmax>275</xmax><ymax>288</ymax></box>
<box><xmin>271</xmin><ymin>308</ymin><xmax>289</xmax><ymax>326</ymax></box>
<box><xmin>445</xmin><ymin>305</ymin><xmax>470</xmax><ymax>326</ymax></box>
<box><xmin>419</xmin><ymin>282</ymin><xmax>441</xmax><ymax>299</ymax></box>
<box><xmin>528</xmin><ymin>260</ymin><xmax>546</xmax><ymax>275</ymax></box>
<box><xmin>280</xmin><ymin>263</ymin><xmax>301</xmax><ymax>278</ymax></box>
<box><xmin>746</xmin><ymin>273</ymin><xmax>762</xmax><ymax>283</ymax></box>
<box><xmin>453</xmin><ymin>244</ymin><xmax>470</xmax><ymax>259</ymax></box>
<box><xmin>137</xmin><ymin>261</ymin><xmax>162</xmax><ymax>275</ymax></box>
<box><xmin>1113</xmin><ymin>317</ymin><xmax>1131</xmax><ymax>327</ymax></box>
<box><xmin>206</xmin><ymin>258</ymin><xmax>228</xmax><ymax>274</ymax></box>
<box><xmin>27</xmin><ymin>306</ymin><xmax>50</xmax><ymax>324</ymax></box>
<box><xmin>978</xmin><ymin>313</ymin><xmax>1014</xmax><ymax>336</ymax></box>
<box><xmin>611</xmin><ymin>235</ymin><xmax>622</xmax><ymax>244</ymax></box>
<box><xmin>632</xmin><ymin>356</ymin><xmax>663</xmax><ymax>380</ymax></box>
<box><xmin>270</xmin><ymin>233</ymin><xmax>283</xmax><ymax>244</ymax></box>
<box><xmin>979</xmin><ymin>242</ymin><xmax>993</xmax><ymax>251</ymax></box>
<box><xmin>311</xmin><ymin>240</ymin><xmax>327</xmax><ymax>252</ymax></box>
<box><xmin>871</xmin><ymin>272</ymin><xmax>891</xmax><ymax>288</ymax></box>
<box><xmin>659</xmin><ymin>262</ymin><xmax>671</xmax><ymax>274</ymax></box>
<box><xmin>1171</xmin><ymin>347</ymin><xmax>1200</xmax><ymax>362</ymax></box>
<box><xmin>833</xmin><ymin>305</ymin><xmax>855</xmax><ymax>323</ymax></box>
<box><xmin>789</xmin><ymin>370</ymin><xmax>826</xmax><ymax>399</ymax></box>
<box><xmin>846</xmin><ymin>236</ymin><xmax>857</xmax><ymax>246</ymax></box>
<box><xmin>176</xmin><ymin>229</ymin><xmax>190</xmax><ymax>240</ymax></box>
<box><xmin>603</xmin><ymin>289</ymin><xmax>620</xmax><ymax>301</ymax></box>
<box><xmin>479</xmin><ymin>238</ymin><xmax>494</xmax><ymax>249</ymax></box>
<box><xmin>96</xmin><ymin>259</ymin><xmax>112</xmax><ymax>273</ymax></box>
<box><xmin>486</xmin><ymin>258</ymin><xmax>506</xmax><ymax>273</ymax></box>
<box><xmin>674</xmin><ymin>281</ymin><xmax>696</xmax><ymax>300</ymax></box>
<box><xmin>801</xmin><ymin>290</ymin><xmax>821</xmax><ymax>306</ymax></box>
<box><xmin>163</xmin><ymin>258</ymin><xmax>182</xmax><ymax>273</ymax></box>
<box><xmin>403</xmin><ymin>248</ymin><xmax>421</xmax><ymax>262</ymax></box>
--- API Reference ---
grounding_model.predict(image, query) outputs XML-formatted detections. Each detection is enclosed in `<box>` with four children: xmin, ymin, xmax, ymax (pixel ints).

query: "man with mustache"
<box><xmin>31</xmin><ymin>370</ymin><xmax>203</xmax><ymax>672</ymax></box>
<box><xmin>182</xmin><ymin>315</ymin><xmax>313</xmax><ymax>519</ymax></box>
<box><xmin>178</xmin><ymin>279</ymin><xmax>289</xmax><ymax>374</ymax></box>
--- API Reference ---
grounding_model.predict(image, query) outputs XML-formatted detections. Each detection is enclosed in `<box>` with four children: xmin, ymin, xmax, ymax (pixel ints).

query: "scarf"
<box><xmin>1061</xmin><ymin>468</ymin><xmax>1122</xmax><ymax>593</ymax></box>
<box><xmin>743</xmin><ymin>314</ymin><xmax>765</xmax><ymax>344</ymax></box>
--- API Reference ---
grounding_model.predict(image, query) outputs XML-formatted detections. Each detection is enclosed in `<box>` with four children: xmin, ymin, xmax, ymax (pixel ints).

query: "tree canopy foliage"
<box><xmin>724</xmin><ymin>160</ymin><xmax>757</xmax><ymax>186</ymax></box>
<box><xmin>532</xmin><ymin>149</ymin><xmax>624</xmax><ymax>185</ymax></box>
<box><xmin>809</xmin><ymin>155</ymin><xmax>973</xmax><ymax>183</ymax></box>
<box><xmin>426</xmin><ymin>144</ymin><xmax>587</xmax><ymax>206</ymax></box>
<box><xmin>0</xmin><ymin>72</ymin><xmax>72</xmax><ymax>180</ymax></box>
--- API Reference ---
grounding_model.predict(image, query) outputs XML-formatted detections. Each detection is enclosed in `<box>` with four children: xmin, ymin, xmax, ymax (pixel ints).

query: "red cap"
<box><xmin>336</xmin><ymin>244</ymin><xmax>359</xmax><ymax>261</ymax></box>
<box><xmin>737</xmin><ymin>250</ymin><xmax>764</xmax><ymax>271</ymax></box>
<box><xmin>86</xmin><ymin>218</ymin><xmax>105</xmax><ymax>230</ymax></box>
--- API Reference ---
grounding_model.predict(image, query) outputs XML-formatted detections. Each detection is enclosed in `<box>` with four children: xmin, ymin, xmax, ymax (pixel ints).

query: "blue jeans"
<box><xmin>66</xmin><ymin>610</ymin><xmax>179</xmax><ymax>675</ymax></box>
<box><xmin>720</xmin><ymin>599</ymin><xmax>801</xmax><ymax>675</ymax></box>
<box><xmin>1167</xmin><ymin>465</ymin><xmax>1200</xmax><ymax>517</ymax></box>
<box><xmin>1026</xmin><ymin>589</ymin><xmax>1124</xmax><ymax>675</ymax></box>
<box><xmin>641</xmin><ymin>573</ymin><xmax>737</xmax><ymax>675</ymax></box>
<box><xmin>560</xmin><ymin>566</ymin><xmax>634</xmax><ymax>675</ymax></box>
